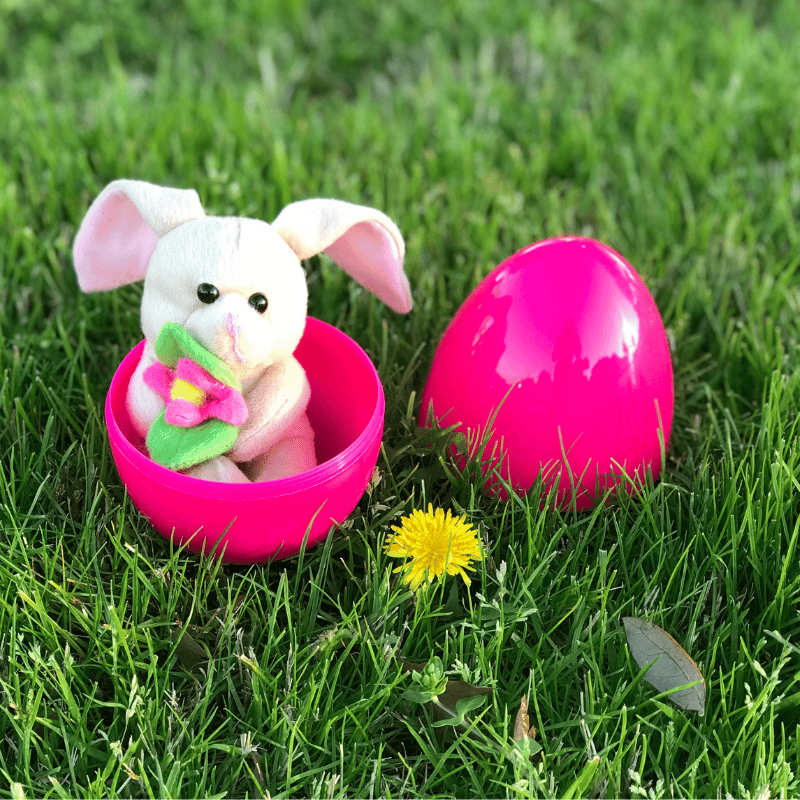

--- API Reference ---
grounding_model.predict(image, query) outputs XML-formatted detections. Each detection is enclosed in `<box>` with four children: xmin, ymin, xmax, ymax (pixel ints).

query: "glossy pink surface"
<box><xmin>106</xmin><ymin>317</ymin><xmax>384</xmax><ymax>563</ymax></box>
<box><xmin>420</xmin><ymin>237</ymin><xmax>673</xmax><ymax>508</ymax></box>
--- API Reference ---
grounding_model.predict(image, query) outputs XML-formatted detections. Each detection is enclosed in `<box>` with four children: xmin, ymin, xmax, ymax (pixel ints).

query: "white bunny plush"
<box><xmin>73</xmin><ymin>179</ymin><xmax>412</xmax><ymax>483</ymax></box>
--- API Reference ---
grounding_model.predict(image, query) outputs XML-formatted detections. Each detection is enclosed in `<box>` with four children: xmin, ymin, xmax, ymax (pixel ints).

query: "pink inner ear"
<box><xmin>73</xmin><ymin>191</ymin><xmax>159</xmax><ymax>292</ymax></box>
<box><xmin>324</xmin><ymin>220</ymin><xmax>413</xmax><ymax>313</ymax></box>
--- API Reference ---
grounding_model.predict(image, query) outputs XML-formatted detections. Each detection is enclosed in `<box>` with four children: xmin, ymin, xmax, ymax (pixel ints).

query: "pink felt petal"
<box><xmin>143</xmin><ymin>362</ymin><xmax>175</xmax><ymax>402</ymax></box>
<box><xmin>175</xmin><ymin>359</ymin><xmax>227</xmax><ymax>394</ymax></box>
<box><xmin>223</xmin><ymin>389</ymin><xmax>250</xmax><ymax>425</ymax></box>
<box><xmin>165</xmin><ymin>399</ymin><xmax>203</xmax><ymax>427</ymax></box>
<box><xmin>204</xmin><ymin>390</ymin><xmax>250</xmax><ymax>426</ymax></box>
<box><xmin>173</xmin><ymin>360</ymin><xmax>249</xmax><ymax>425</ymax></box>
<box><xmin>152</xmin><ymin>359</ymin><xmax>249</xmax><ymax>427</ymax></box>
<box><xmin>73</xmin><ymin>190</ymin><xmax>159</xmax><ymax>292</ymax></box>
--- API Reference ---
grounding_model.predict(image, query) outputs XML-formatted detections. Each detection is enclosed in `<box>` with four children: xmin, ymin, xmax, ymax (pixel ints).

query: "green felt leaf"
<box><xmin>147</xmin><ymin>412</ymin><xmax>239</xmax><ymax>470</ymax></box>
<box><xmin>154</xmin><ymin>322</ymin><xmax>240</xmax><ymax>389</ymax></box>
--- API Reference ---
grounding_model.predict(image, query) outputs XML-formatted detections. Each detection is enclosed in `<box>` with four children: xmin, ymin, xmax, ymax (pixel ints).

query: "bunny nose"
<box><xmin>225</xmin><ymin>312</ymin><xmax>246</xmax><ymax>364</ymax></box>
<box><xmin>226</xmin><ymin>312</ymin><xmax>240</xmax><ymax>338</ymax></box>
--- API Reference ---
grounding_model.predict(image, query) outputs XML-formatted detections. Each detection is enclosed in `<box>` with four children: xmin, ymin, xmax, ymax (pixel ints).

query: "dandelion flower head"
<box><xmin>384</xmin><ymin>504</ymin><xmax>484</xmax><ymax>590</ymax></box>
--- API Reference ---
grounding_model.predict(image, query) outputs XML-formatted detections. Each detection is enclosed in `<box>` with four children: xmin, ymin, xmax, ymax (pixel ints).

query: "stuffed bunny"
<box><xmin>73</xmin><ymin>179</ymin><xmax>412</xmax><ymax>483</ymax></box>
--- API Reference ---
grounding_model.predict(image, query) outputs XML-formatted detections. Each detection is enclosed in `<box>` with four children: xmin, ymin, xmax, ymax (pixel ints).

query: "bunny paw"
<box><xmin>183</xmin><ymin>456</ymin><xmax>251</xmax><ymax>483</ymax></box>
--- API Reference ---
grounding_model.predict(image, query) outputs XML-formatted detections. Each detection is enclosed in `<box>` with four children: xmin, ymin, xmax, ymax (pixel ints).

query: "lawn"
<box><xmin>1</xmin><ymin>0</ymin><xmax>800</xmax><ymax>797</ymax></box>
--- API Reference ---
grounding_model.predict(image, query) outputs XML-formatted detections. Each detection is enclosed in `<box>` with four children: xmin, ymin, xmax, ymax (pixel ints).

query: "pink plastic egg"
<box><xmin>420</xmin><ymin>237</ymin><xmax>674</xmax><ymax>508</ymax></box>
<box><xmin>106</xmin><ymin>317</ymin><xmax>384</xmax><ymax>563</ymax></box>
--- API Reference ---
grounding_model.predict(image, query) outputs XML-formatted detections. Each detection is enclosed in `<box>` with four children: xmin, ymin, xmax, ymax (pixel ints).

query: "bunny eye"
<box><xmin>248</xmin><ymin>293</ymin><xmax>268</xmax><ymax>314</ymax></box>
<box><xmin>197</xmin><ymin>283</ymin><xmax>219</xmax><ymax>304</ymax></box>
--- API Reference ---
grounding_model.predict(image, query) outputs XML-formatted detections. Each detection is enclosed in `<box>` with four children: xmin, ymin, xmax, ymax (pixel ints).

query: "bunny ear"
<box><xmin>272</xmin><ymin>198</ymin><xmax>412</xmax><ymax>313</ymax></box>
<box><xmin>73</xmin><ymin>179</ymin><xmax>205</xmax><ymax>292</ymax></box>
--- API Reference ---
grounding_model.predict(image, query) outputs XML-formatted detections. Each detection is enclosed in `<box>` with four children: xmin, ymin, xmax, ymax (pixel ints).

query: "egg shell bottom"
<box><xmin>106</xmin><ymin>317</ymin><xmax>384</xmax><ymax>563</ymax></box>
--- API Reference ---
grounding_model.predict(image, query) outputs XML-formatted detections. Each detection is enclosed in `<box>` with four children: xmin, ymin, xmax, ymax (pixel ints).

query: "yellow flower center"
<box><xmin>170</xmin><ymin>378</ymin><xmax>206</xmax><ymax>407</ymax></box>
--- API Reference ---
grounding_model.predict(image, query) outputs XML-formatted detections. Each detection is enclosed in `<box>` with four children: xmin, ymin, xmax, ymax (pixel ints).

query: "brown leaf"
<box><xmin>398</xmin><ymin>657</ymin><xmax>428</xmax><ymax>674</ymax></box>
<box><xmin>398</xmin><ymin>656</ymin><xmax>493</xmax><ymax>738</ymax></box>
<box><xmin>171</xmin><ymin>626</ymin><xmax>209</xmax><ymax>673</ymax></box>
<box><xmin>513</xmin><ymin>694</ymin><xmax>536</xmax><ymax>741</ymax></box>
<box><xmin>623</xmin><ymin>617</ymin><xmax>706</xmax><ymax>713</ymax></box>
<box><xmin>399</xmin><ymin>657</ymin><xmax>493</xmax><ymax>707</ymax></box>
<box><xmin>440</xmin><ymin>678</ymin><xmax>493</xmax><ymax>709</ymax></box>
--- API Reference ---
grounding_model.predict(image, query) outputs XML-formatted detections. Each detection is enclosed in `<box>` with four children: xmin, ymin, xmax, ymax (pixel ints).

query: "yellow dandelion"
<box><xmin>384</xmin><ymin>504</ymin><xmax>484</xmax><ymax>590</ymax></box>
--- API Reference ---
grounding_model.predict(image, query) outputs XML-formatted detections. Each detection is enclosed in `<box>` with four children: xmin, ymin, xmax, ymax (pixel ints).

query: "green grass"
<box><xmin>2</xmin><ymin>0</ymin><xmax>800</xmax><ymax>796</ymax></box>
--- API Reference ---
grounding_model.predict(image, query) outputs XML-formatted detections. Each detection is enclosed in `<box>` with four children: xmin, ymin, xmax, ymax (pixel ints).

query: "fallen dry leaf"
<box><xmin>171</xmin><ymin>626</ymin><xmax>209</xmax><ymax>673</ymax></box>
<box><xmin>623</xmin><ymin>617</ymin><xmax>706</xmax><ymax>713</ymax></box>
<box><xmin>398</xmin><ymin>656</ymin><xmax>492</xmax><ymax>736</ymax></box>
<box><xmin>513</xmin><ymin>694</ymin><xmax>536</xmax><ymax>741</ymax></box>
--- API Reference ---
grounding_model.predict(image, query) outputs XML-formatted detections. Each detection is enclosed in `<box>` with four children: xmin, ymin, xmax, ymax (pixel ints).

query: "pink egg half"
<box><xmin>106</xmin><ymin>317</ymin><xmax>384</xmax><ymax>563</ymax></box>
<box><xmin>420</xmin><ymin>237</ymin><xmax>674</xmax><ymax>508</ymax></box>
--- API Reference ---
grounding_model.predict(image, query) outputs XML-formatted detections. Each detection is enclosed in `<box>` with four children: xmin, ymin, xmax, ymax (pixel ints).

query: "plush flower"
<box><xmin>384</xmin><ymin>504</ymin><xmax>484</xmax><ymax>590</ymax></box>
<box><xmin>141</xmin><ymin>322</ymin><xmax>249</xmax><ymax>471</ymax></box>
<box><xmin>144</xmin><ymin>358</ymin><xmax>248</xmax><ymax>428</ymax></box>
